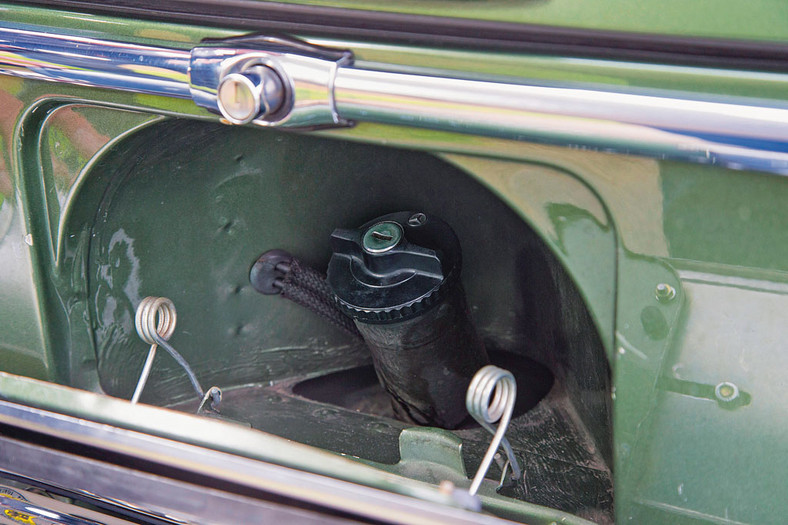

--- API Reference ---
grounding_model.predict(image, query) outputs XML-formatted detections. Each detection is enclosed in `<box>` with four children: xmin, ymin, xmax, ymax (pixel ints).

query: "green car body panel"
<box><xmin>0</xmin><ymin>3</ymin><xmax>786</xmax><ymax>524</ymax></box>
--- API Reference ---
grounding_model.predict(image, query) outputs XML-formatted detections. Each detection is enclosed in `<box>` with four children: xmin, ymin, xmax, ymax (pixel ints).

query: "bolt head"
<box><xmin>655</xmin><ymin>283</ymin><xmax>676</xmax><ymax>302</ymax></box>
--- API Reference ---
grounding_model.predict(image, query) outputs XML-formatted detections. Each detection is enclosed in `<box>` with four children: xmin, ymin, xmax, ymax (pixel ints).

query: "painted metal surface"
<box><xmin>251</xmin><ymin>0</ymin><xmax>788</xmax><ymax>43</ymax></box>
<box><xmin>0</xmin><ymin>3</ymin><xmax>786</xmax><ymax>525</ymax></box>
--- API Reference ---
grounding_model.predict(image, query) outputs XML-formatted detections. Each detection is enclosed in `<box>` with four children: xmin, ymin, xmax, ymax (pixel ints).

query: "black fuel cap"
<box><xmin>327</xmin><ymin>211</ymin><xmax>461</xmax><ymax>323</ymax></box>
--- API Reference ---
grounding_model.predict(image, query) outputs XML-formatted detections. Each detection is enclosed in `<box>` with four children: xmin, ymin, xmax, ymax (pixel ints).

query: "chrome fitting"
<box><xmin>217</xmin><ymin>65</ymin><xmax>285</xmax><ymax>124</ymax></box>
<box><xmin>190</xmin><ymin>35</ymin><xmax>353</xmax><ymax>129</ymax></box>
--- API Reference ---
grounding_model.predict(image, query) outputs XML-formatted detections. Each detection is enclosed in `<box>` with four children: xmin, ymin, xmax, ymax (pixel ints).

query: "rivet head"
<box><xmin>655</xmin><ymin>283</ymin><xmax>676</xmax><ymax>302</ymax></box>
<box><xmin>362</xmin><ymin>221</ymin><xmax>403</xmax><ymax>253</ymax></box>
<box><xmin>715</xmin><ymin>381</ymin><xmax>740</xmax><ymax>403</ymax></box>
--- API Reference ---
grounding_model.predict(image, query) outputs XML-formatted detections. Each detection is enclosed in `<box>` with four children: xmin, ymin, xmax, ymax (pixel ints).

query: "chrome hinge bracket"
<box><xmin>190</xmin><ymin>34</ymin><xmax>354</xmax><ymax>129</ymax></box>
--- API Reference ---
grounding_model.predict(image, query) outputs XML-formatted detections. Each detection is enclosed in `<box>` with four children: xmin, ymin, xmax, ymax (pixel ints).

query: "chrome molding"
<box><xmin>334</xmin><ymin>69</ymin><xmax>788</xmax><ymax>174</ymax></box>
<box><xmin>1</xmin><ymin>477</ymin><xmax>138</xmax><ymax>525</ymax></box>
<box><xmin>0</xmin><ymin>400</ymin><xmax>514</xmax><ymax>525</ymax></box>
<box><xmin>0</xmin><ymin>438</ymin><xmax>352</xmax><ymax>525</ymax></box>
<box><xmin>1</xmin><ymin>25</ymin><xmax>787</xmax><ymax>174</ymax></box>
<box><xmin>0</xmin><ymin>26</ymin><xmax>191</xmax><ymax>98</ymax></box>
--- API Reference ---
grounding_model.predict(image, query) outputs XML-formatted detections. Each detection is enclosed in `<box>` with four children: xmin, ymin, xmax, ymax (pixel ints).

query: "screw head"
<box><xmin>655</xmin><ymin>283</ymin><xmax>676</xmax><ymax>302</ymax></box>
<box><xmin>362</xmin><ymin>221</ymin><xmax>403</xmax><ymax>253</ymax></box>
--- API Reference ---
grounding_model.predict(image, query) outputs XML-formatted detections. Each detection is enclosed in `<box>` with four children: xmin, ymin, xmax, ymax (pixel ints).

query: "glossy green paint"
<box><xmin>5</xmin><ymin>0</ymin><xmax>788</xmax><ymax>42</ymax></box>
<box><xmin>266</xmin><ymin>0</ymin><xmax>788</xmax><ymax>42</ymax></box>
<box><xmin>625</xmin><ymin>274</ymin><xmax>788</xmax><ymax>523</ymax></box>
<box><xmin>0</xmin><ymin>5</ymin><xmax>786</xmax><ymax>525</ymax></box>
<box><xmin>53</xmin><ymin>118</ymin><xmax>611</xmax><ymax>520</ymax></box>
<box><xmin>0</xmin><ymin>82</ymin><xmax>162</xmax><ymax>385</ymax></box>
<box><xmin>344</xmin><ymin>44</ymin><xmax>788</xmax><ymax>102</ymax></box>
<box><xmin>442</xmin><ymin>155</ymin><xmax>616</xmax><ymax>357</ymax></box>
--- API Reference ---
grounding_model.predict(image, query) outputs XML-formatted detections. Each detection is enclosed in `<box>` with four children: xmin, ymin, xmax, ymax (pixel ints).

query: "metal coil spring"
<box><xmin>135</xmin><ymin>296</ymin><xmax>177</xmax><ymax>346</ymax></box>
<box><xmin>131</xmin><ymin>296</ymin><xmax>203</xmax><ymax>404</ymax></box>
<box><xmin>466</xmin><ymin>365</ymin><xmax>522</xmax><ymax>495</ymax></box>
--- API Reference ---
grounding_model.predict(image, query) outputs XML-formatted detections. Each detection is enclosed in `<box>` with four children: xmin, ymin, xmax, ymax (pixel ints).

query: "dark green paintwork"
<box><xmin>62</xmin><ymin>119</ymin><xmax>612</xmax><ymax>521</ymax></box>
<box><xmin>268</xmin><ymin>0</ymin><xmax>788</xmax><ymax>42</ymax></box>
<box><xmin>0</xmin><ymin>4</ymin><xmax>787</xmax><ymax>524</ymax></box>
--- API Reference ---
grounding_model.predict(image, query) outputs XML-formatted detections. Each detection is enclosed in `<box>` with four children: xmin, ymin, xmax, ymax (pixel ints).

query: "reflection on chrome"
<box><xmin>0</xmin><ymin>482</ymin><xmax>134</xmax><ymax>524</ymax></box>
<box><xmin>333</xmin><ymin>68</ymin><xmax>788</xmax><ymax>175</ymax></box>
<box><xmin>0</xmin><ymin>24</ymin><xmax>786</xmax><ymax>174</ymax></box>
<box><xmin>0</xmin><ymin>25</ymin><xmax>190</xmax><ymax>98</ymax></box>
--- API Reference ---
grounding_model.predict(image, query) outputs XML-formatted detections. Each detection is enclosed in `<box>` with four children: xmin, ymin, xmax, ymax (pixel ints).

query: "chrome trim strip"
<box><xmin>333</xmin><ymin>69</ymin><xmax>788</xmax><ymax>174</ymax></box>
<box><xmin>0</xmin><ymin>26</ymin><xmax>191</xmax><ymax>98</ymax></box>
<box><xmin>1</xmin><ymin>25</ymin><xmax>786</xmax><ymax>174</ymax></box>
<box><xmin>0</xmin><ymin>438</ymin><xmax>354</xmax><ymax>525</ymax></box>
<box><xmin>0</xmin><ymin>401</ymin><xmax>515</xmax><ymax>525</ymax></box>
<box><xmin>1</xmin><ymin>477</ymin><xmax>138</xmax><ymax>525</ymax></box>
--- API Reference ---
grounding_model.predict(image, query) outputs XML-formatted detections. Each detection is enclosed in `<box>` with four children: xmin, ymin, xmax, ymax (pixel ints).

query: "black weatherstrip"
<box><xmin>12</xmin><ymin>0</ymin><xmax>788</xmax><ymax>72</ymax></box>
